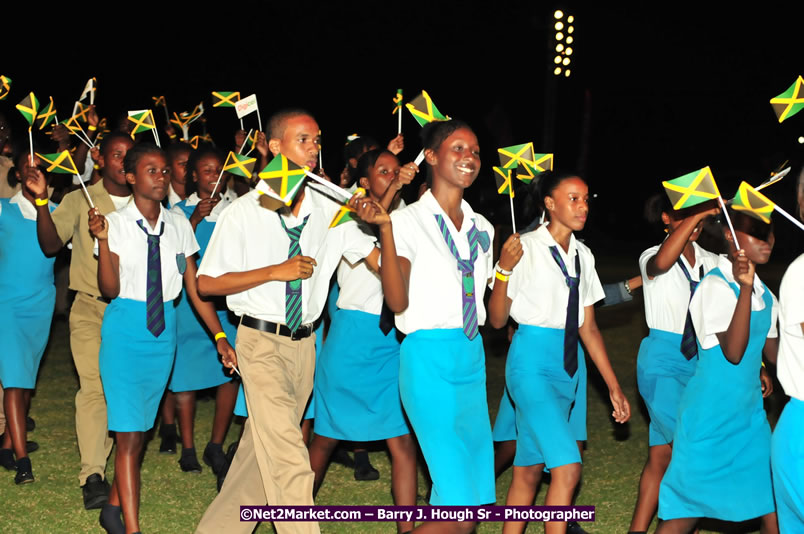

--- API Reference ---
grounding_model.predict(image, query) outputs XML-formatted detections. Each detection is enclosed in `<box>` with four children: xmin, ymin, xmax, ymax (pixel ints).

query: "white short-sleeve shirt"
<box><xmin>689</xmin><ymin>255</ymin><xmax>778</xmax><ymax>350</ymax></box>
<box><xmin>197</xmin><ymin>186</ymin><xmax>376</xmax><ymax>325</ymax></box>
<box><xmin>778</xmin><ymin>253</ymin><xmax>804</xmax><ymax>401</ymax></box>
<box><xmin>491</xmin><ymin>224</ymin><xmax>605</xmax><ymax>328</ymax></box>
<box><xmin>106</xmin><ymin>201</ymin><xmax>200</xmax><ymax>302</ymax></box>
<box><xmin>389</xmin><ymin>190</ymin><xmax>495</xmax><ymax>335</ymax></box>
<box><xmin>639</xmin><ymin>241</ymin><xmax>722</xmax><ymax>334</ymax></box>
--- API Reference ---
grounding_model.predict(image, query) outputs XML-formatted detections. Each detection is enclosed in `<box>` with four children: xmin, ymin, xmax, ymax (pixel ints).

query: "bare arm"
<box><xmin>715</xmin><ymin>253</ymin><xmax>754</xmax><ymax>365</ymax></box>
<box><xmin>89</xmin><ymin>210</ymin><xmax>120</xmax><ymax>299</ymax></box>
<box><xmin>488</xmin><ymin>234</ymin><xmax>523</xmax><ymax>329</ymax></box>
<box><xmin>26</xmin><ymin>166</ymin><xmax>65</xmax><ymax>256</ymax></box>
<box><xmin>762</xmin><ymin>336</ymin><xmax>779</xmax><ymax>367</ymax></box>
<box><xmin>579</xmin><ymin>305</ymin><xmax>630</xmax><ymax>423</ymax></box>
<box><xmin>183</xmin><ymin>257</ymin><xmax>238</xmax><ymax>374</ymax></box>
<box><xmin>646</xmin><ymin>207</ymin><xmax>718</xmax><ymax>278</ymax></box>
<box><xmin>197</xmin><ymin>255</ymin><xmax>317</xmax><ymax>297</ymax></box>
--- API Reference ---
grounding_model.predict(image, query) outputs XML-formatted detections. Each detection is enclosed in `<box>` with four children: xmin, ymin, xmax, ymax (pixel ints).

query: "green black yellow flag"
<box><xmin>16</xmin><ymin>92</ymin><xmax>39</xmax><ymax>125</ymax></box>
<box><xmin>406</xmin><ymin>90</ymin><xmax>448</xmax><ymax>127</ymax></box>
<box><xmin>770</xmin><ymin>75</ymin><xmax>804</xmax><ymax>123</ymax></box>
<box><xmin>258</xmin><ymin>153</ymin><xmax>308</xmax><ymax>205</ymax></box>
<box><xmin>662</xmin><ymin>166</ymin><xmax>721</xmax><ymax>210</ymax></box>
<box><xmin>515</xmin><ymin>153</ymin><xmax>555</xmax><ymax>183</ymax></box>
<box><xmin>152</xmin><ymin>95</ymin><xmax>166</xmax><ymax>107</ymax></box>
<box><xmin>731</xmin><ymin>181</ymin><xmax>775</xmax><ymax>224</ymax></box>
<box><xmin>498</xmin><ymin>142</ymin><xmax>536</xmax><ymax>170</ymax></box>
<box><xmin>36</xmin><ymin>150</ymin><xmax>79</xmax><ymax>175</ymax></box>
<box><xmin>128</xmin><ymin>110</ymin><xmax>156</xmax><ymax>136</ymax></box>
<box><xmin>79</xmin><ymin>77</ymin><xmax>96</xmax><ymax>103</ymax></box>
<box><xmin>64</xmin><ymin>115</ymin><xmax>85</xmax><ymax>135</ymax></box>
<box><xmin>181</xmin><ymin>102</ymin><xmax>204</xmax><ymax>124</ymax></box>
<box><xmin>170</xmin><ymin>111</ymin><xmax>189</xmax><ymax>129</ymax></box>
<box><xmin>36</xmin><ymin>97</ymin><xmax>57</xmax><ymax>130</ymax></box>
<box><xmin>212</xmin><ymin>91</ymin><xmax>240</xmax><ymax>108</ymax></box>
<box><xmin>329</xmin><ymin>188</ymin><xmax>367</xmax><ymax>228</ymax></box>
<box><xmin>186</xmin><ymin>136</ymin><xmax>200</xmax><ymax>149</ymax></box>
<box><xmin>73</xmin><ymin>101</ymin><xmax>91</xmax><ymax>123</ymax></box>
<box><xmin>0</xmin><ymin>75</ymin><xmax>11</xmax><ymax>101</ymax></box>
<box><xmin>245</xmin><ymin>129</ymin><xmax>258</xmax><ymax>151</ymax></box>
<box><xmin>493</xmin><ymin>167</ymin><xmax>515</xmax><ymax>198</ymax></box>
<box><xmin>223</xmin><ymin>151</ymin><xmax>256</xmax><ymax>179</ymax></box>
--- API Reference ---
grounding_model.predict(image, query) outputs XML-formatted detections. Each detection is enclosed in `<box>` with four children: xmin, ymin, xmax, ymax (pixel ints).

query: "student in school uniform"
<box><xmin>0</xmin><ymin>152</ymin><xmax>57</xmax><ymax>485</ymax></box>
<box><xmin>88</xmin><ymin>143</ymin><xmax>235</xmax><ymax>534</ymax></box>
<box><xmin>657</xmin><ymin>209</ymin><xmax>779</xmax><ymax>534</ymax></box>
<box><xmin>194</xmin><ymin>109</ymin><xmax>378</xmax><ymax>534</ymax></box>
<box><xmin>307</xmin><ymin>148</ymin><xmax>418</xmax><ymax>533</ymax></box>
<box><xmin>33</xmin><ymin>131</ymin><xmax>135</xmax><ymax>510</ymax></box>
<box><xmin>628</xmin><ymin>195</ymin><xmax>721</xmax><ymax>533</ymax></box>
<box><xmin>770</xmin><ymin>170</ymin><xmax>804</xmax><ymax>532</ymax></box>
<box><xmin>487</xmin><ymin>171</ymin><xmax>631</xmax><ymax>534</ymax></box>
<box><xmin>355</xmin><ymin>119</ymin><xmax>496</xmax><ymax>534</ymax></box>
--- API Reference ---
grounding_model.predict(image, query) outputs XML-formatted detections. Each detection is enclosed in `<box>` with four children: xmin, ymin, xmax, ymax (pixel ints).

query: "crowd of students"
<box><xmin>0</xmin><ymin>95</ymin><xmax>801</xmax><ymax>534</ymax></box>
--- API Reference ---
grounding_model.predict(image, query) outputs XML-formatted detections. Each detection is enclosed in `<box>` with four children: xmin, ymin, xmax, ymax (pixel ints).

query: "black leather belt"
<box><xmin>240</xmin><ymin>315</ymin><xmax>313</xmax><ymax>340</ymax></box>
<box><xmin>81</xmin><ymin>292</ymin><xmax>111</xmax><ymax>304</ymax></box>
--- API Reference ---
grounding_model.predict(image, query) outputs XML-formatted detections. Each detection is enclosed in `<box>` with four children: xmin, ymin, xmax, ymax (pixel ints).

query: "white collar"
<box><xmin>119</xmin><ymin>201</ymin><xmax>166</xmax><ymax>234</ymax></box>
<box><xmin>9</xmin><ymin>190</ymin><xmax>40</xmax><ymax>221</ymax></box>
<box><xmin>419</xmin><ymin>189</ymin><xmax>476</xmax><ymax>234</ymax></box>
<box><xmin>534</xmin><ymin>223</ymin><xmax>578</xmax><ymax>262</ymax></box>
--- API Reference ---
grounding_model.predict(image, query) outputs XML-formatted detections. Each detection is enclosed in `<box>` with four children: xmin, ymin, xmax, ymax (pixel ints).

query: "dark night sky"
<box><xmin>3</xmin><ymin>3</ymin><xmax>801</xmax><ymax>252</ymax></box>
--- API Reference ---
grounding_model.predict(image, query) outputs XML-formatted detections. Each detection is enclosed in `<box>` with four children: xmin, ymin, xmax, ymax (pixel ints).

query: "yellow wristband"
<box><xmin>169</xmin><ymin>133</ymin><xmax>177</xmax><ymax>139</ymax></box>
<box><xmin>88</xmin><ymin>124</ymin><xmax>97</xmax><ymax>132</ymax></box>
<box><xmin>495</xmin><ymin>271</ymin><xmax>510</xmax><ymax>282</ymax></box>
<box><xmin>35</xmin><ymin>197</ymin><xmax>49</xmax><ymax>206</ymax></box>
<box><xmin>761</xmin><ymin>361</ymin><xmax>766</xmax><ymax>368</ymax></box>
<box><xmin>214</xmin><ymin>332</ymin><xmax>227</xmax><ymax>342</ymax></box>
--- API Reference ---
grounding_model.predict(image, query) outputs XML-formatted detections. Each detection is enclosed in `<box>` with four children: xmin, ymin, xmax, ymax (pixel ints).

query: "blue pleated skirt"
<box><xmin>99</xmin><ymin>297</ymin><xmax>176</xmax><ymax>432</ymax></box>
<box><xmin>506</xmin><ymin>325</ymin><xmax>581</xmax><ymax>469</ymax></box>
<box><xmin>169</xmin><ymin>291</ymin><xmax>237</xmax><ymax>392</ymax></box>
<box><xmin>772</xmin><ymin>397</ymin><xmax>804</xmax><ymax>531</ymax></box>
<box><xmin>313</xmin><ymin>309</ymin><xmax>409</xmax><ymax>441</ymax></box>
<box><xmin>0</xmin><ymin>289</ymin><xmax>55</xmax><ymax>389</ymax></box>
<box><xmin>636</xmin><ymin>329</ymin><xmax>697</xmax><ymax>446</ymax></box>
<box><xmin>399</xmin><ymin>328</ymin><xmax>495</xmax><ymax>505</ymax></box>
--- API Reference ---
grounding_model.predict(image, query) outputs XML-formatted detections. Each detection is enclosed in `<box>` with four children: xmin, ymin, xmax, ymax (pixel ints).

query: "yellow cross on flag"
<box><xmin>770</xmin><ymin>75</ymin><xmax>804</xmax><ymax>123</ymax></box>
<box><xmin>662</xmin><ymin>166</ymin><xmax>721</xmax><ymax>210</ymax></box>
<box><xmin>36</xmin><ymin>150</ymin><xmax>79</xmax><ymax>175</ymax></box>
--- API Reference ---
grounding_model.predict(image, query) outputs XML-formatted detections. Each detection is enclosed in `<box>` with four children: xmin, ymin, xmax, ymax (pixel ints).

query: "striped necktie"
<box><xmin>549</xmin><ymin>245</ymin><xmax>581</xmax><ymax>377</ymax></box>
<box><xmin>677</xmin><ymin>259</ymin><xmax>703</xmax><ymax>360</ymax></box>
<box><xmin>136</xmin><ymin>220</ymin><xmax>166</xmax><ymax>338</ymax></box>
<box><xmin>434</xmin><ymin>214</ymin><xmax>480</xmax><ymax>340</ymax></box>
<box><xmin>280</xmin><ymin>215</ymin><xmax>310</xmax><ymax>333</ymax></box>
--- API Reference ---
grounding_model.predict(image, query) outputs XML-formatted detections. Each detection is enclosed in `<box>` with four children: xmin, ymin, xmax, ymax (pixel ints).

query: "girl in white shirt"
<box><xmin>629</xmin><ymin>194</ymin><xmax>720</xmax><ymax>533</ymax></box>
<box><xmin>89</xmin><ymin>144</ymin><xmax>235</xmax><ymax>534</ymax></box>
<box><xmin>488</xmin><ymin>171</ymin><xmax>630</xmax><ymax>534</ymax></box>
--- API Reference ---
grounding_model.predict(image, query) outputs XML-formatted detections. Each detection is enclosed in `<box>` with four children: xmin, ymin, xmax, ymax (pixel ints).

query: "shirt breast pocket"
<box><xmin>176</xmin><ymin>253</ymin><xmax>187</xmax><ymax>275</ymax></box>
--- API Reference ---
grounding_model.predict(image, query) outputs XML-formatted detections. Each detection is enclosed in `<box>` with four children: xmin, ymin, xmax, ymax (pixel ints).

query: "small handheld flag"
<box><xmin>182</xmin><ymin>102</ymin><xmax>204</xmax><ymax>124</ymax></box>
<box><xmin>257</xmin><ymin>153</ymin><xmax>308</xmax><ymax>205</ymax></box>
<box><xmin>498</xmin><ymin>142</ymin><xmax>537</xmax><ymax>170</ymax></box>
<box><xmin>79</xmin><ymin>77</ymin><xmax>96</xmax><ymax>104</ymax></box>
<box><xmin>223</xmin><ymin>151</ymin><xmax>257</xmax><ymax>179</ymax></box>
<box><xmin>16</xmin><ymin>92</ymin><xmax>39</xmax><ymax>125</ymax></box>
<box><xmin>37</xmin><ymin>150</ymin><xmax>94</xmax><ymax>208</ymax></box>
<box><xmin>756</xmin><ymin>166</ymin><xmax>790</xmax><ymax>191</ymax></box>
<box><xmin>0</xmin><ymin>75</ymin><xmax>11</xmax><ymax>101</ymax></box>
<box><xmin>152</xmin><ymin>95</ymin><xmax>170</xmax><ymax>122</ymax></box>
<box><xmin>212</xmin><ymin>91</ymin><xmax>240</xmax><ymax>108</ymax></box>
<box><xmin>662</xmin><ymin>167</ymin><xmax>720</xmax><ymax>210</ymax></box>
<box><xmin>732</xmin><ymin>181</ymin><xmax>804</xmax><ymax>232</ymax></box>
<box><xmin>64</xmin><ymin>115</ymin><xmax>94</xmax><ymax>148</ymax></box>
<box><xmin>406</xmin><ymin>90</ymin><xmax>448</xmax><ymax>127</ymax></box>
<box><xmin>72</xmin><ymin>101</ymin><xmax>91</xmax><ymax>123</ymax></box>
<box><xmin>493</xmin><ymin>166</ymin><xmax>517</xmax><ymax>233</ymax></box>
<box><xmin>329</xmin><ymin>188</ymin><xmax>367</xmax><ymax>228</ymax></box>
<box><xmin>770</xmin><ymin>75</ymin><xmax>804</xmax><ymax>123</ymax></box>
<box><xmin>36</xmin><ymin>97</ymin><xmax>58</xmax><ymax>130</ymax></box>
<box><xmin>127</xmin><ymin>110</ymin><xmax>160</xmax><ymax>147</ymax></box>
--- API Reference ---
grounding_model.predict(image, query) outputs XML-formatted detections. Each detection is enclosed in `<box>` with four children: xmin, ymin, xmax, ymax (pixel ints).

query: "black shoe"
<box><xmin>179</xmin><ymin>448</ymin><xmax>202</xmax><ymax>473</ymax></box>
<box><xmin>26</xmin><ymin>416</ymin><xmax>35</xmax><ymax>432</ymax></box>
<box><xmin>354</xmin><ymin>463</ymin><xmax>380</xmax><ymax>481</ymax></box>
<box><xmin>567</xmin><ymin>521</ymin><xmax>590</xmax><ymax>534</ymax></box>
<box><xmin>26</xmin><ymin>440</ymin><xmax>39</xmax><ymax>453</ymax></box>
<box><xmin>202</xmin><ymin>442</ymin><xmax>229</xmax><ymax>476</ymax></box>
<box><xmin>216</xmin><ymin>441</ymin><xmax>239</xmax><ymax>493</ymax></box>
<box><xmin>82</xmin><ymin>473</ymin><xmax>110</xmax><ymax>510</ymax></box>
<box><xmin>99</xmin><ymin>503</ymin><xmax>125</xmax><ymax>534</ymax></box>
<box><xmin>331</xmin><ymin>447</ymin><xmax>355</xmax><ymax>468</ymax></box>
<box><xmin>0</xmin><ymin>448</ymin><xmax>15</xmax><ymax>470</ymax></box>
<box><xmin>159</xmin><ymin>423</ymin><xmax>177</xmax><ymax>454</ymax></box>
<box><xmin>14</xmin><ymin>457</ymin><xmax>34</xmax><ymax>485</ymax></box>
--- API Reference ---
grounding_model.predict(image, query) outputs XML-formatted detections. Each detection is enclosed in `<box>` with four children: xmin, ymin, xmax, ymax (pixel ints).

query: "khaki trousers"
<box><xmin>195</xmin><ymin>325</ymin><xmax>319</xmax><ymax>534</ymax></box>
<box><xmin>70</xmin><ymin>292</ymin><xmax>114</xmax><ymax>485</ymax></box>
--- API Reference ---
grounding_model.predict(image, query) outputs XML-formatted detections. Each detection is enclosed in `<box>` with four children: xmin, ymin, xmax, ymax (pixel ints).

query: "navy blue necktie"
<box><xmin>549</xmin><ymin>245</ymin><xmax>581</xmax><ymax>377</ymax></box>
<box><xmin>677</xmin><ymin>259</ymin><xmax>703</xmax><ymax>360</ymax></box>
<box><xmin>137</xmin><ymin>220</ymin><xmax>166</xmax><ymax>338</ymax></box>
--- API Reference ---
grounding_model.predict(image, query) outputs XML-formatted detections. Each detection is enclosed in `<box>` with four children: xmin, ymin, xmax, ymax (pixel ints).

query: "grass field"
<box><xmin>0</xmin><ymin>255</ymin><xmax>789</xmax><ymax>533</ymax></box>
